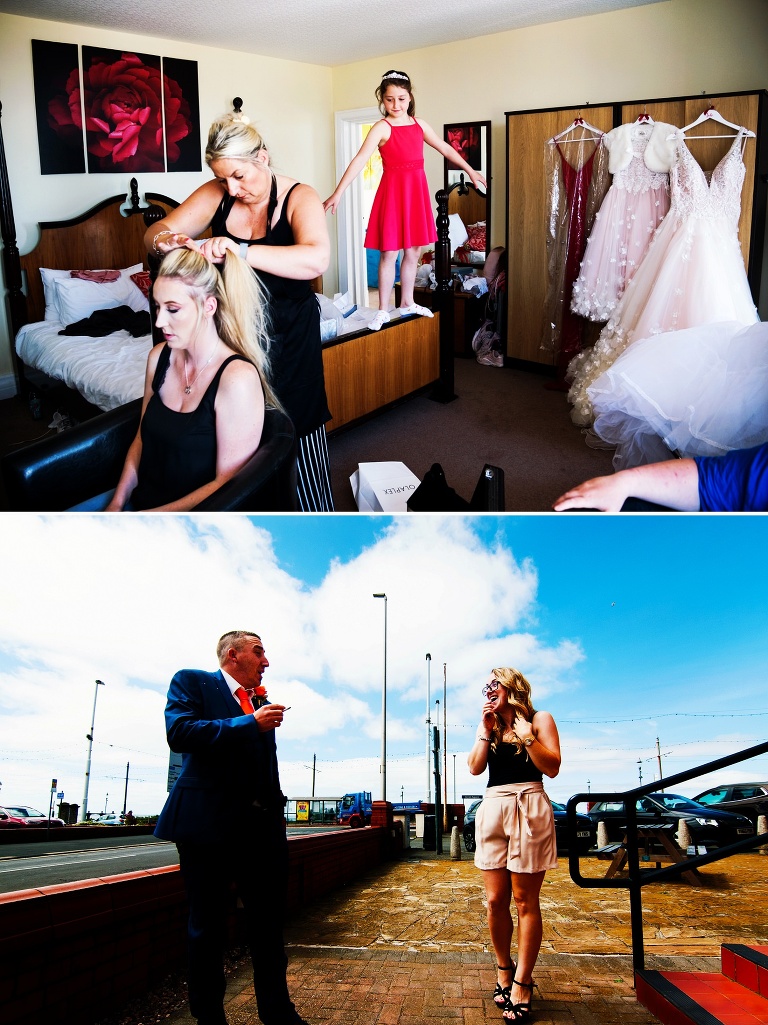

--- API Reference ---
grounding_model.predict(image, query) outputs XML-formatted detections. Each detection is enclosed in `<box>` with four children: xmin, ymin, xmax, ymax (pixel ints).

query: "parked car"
<box><xmin>3</xmin><ymin>805</ymin><xmax>66</xmax><ymax>828</ymax></box>
<box><xmin>692</xmin><ymin>782</ymin><xmax>768</xmax><ymax>827</ymax></box>
<box><xmin>462</xmin><ymin>798</ymin><xmax>596</xmax><ymax>854</ymax></box>
<box><xmin>92</xmin><ymin>813</ymin><xmax>124</xmax><ymax>826</ymax></box>
<box><xmin>587</xmin><ymin>792</ymin><xmax>754</xmax><ymax>849</ymax></box>
<box><xmin>0</xmin><ymin>806</ymin><xmax>29</xmax><ymax>829</ymax></box>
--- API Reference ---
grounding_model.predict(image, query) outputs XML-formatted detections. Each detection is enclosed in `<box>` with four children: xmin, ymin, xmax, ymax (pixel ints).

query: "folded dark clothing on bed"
<box><xmin>58</xmin><ymin>306</ymin><xmax>151</xmax><ymax>338</ymax></box>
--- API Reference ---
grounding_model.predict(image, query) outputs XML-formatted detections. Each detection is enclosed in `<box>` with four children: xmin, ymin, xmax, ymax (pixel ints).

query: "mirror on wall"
<box><xmin>443</xmin><ymin>120</ymin><xmax>491</xmax><ymax>255</ymax></box>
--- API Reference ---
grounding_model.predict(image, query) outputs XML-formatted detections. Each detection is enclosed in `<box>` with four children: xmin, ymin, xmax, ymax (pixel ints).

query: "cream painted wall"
<box><xmin>0</xmin><ymin>13</ymin><xmax>333</xmax><ymax>393</ymax></box>
<box><xmin>330</xmin><ymin>0</ymin><xmax>768</xmax><ymax>276</ymax></box>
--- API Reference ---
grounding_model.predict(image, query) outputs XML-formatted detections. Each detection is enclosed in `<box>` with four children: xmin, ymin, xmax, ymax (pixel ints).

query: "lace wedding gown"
<box><xmin>567</xmin><ymin>129</ymin><xmax>758</xmax><ymax>429</ymax></box>
<box><xmin>570</xmin><ymin>122</ymin><xmax>671</xmax><ymax>322</ymax></box>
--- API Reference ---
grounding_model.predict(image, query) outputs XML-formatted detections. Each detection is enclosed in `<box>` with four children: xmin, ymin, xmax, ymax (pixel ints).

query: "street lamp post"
<box><xmin>373</xmin><ymin>593</ymin><xmax>387</xmax><ymax>801</ymax></box>
<box><xmin>425</xmin><ymin>653</ymin><xmax>432</xmax><ymax>802</ymax></box>
<box><xmin>81</xmin><ymin>679</ymin><xmax>105</xmax><ymax>822</ymax></box>
<box><xmin>442</xmin><ymin>662</ymin><xmax>448</xmax><ymax>830</ymax></box>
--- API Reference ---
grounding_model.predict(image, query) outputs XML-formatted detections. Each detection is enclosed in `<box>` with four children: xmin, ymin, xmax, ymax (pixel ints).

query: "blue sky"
<box><xmin>0</xmin><ymin>513</ymin><xmax>766</xmax><ymax>817</ymax></box>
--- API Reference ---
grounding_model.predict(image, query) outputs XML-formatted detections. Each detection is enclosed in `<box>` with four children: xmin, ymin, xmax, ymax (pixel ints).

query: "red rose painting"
<box><xmin>33</xmin><ymin>40</ymin><xmax>201</xmax><ymax>175</ymax></box>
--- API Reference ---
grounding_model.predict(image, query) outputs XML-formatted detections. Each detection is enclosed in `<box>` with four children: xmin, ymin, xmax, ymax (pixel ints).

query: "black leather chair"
<box><xmin>1</xmin><ymin>401</ymin><xmax>298</xmax><ymax>511</ymax></box>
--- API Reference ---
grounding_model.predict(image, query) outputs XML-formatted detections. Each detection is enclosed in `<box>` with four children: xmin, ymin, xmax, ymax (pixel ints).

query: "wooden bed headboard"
<box><xmin>17</xmin><ymin>179</ymin><xmax>178</xmax><ymax>329</ymax></box>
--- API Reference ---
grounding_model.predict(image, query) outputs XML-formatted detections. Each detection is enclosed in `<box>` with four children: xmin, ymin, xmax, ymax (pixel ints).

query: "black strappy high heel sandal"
<box><xmin>502</xmin><ymin>978</ymin><xmax>535</xmax><ymax>1021</ymax></box>
<box><xmin>492</xmin><ymin>962</ymin><xmax>516</xmax><ymax>1008</ymax></box>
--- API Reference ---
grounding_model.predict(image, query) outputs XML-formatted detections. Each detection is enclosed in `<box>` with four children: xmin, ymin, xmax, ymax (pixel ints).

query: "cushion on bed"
<box><xmin>466</xmin><ymin>222</ymin><xmax>487</xmax><ymax>252</ymax></box>
<box><xmin>40</xmin><ymin>263</ymin><xmax>144</xmax><ymax>321</ymax></box>
<box><xmin>130</xmin><ymin>270</ymin><xmax>152</xmax><ymax>298</ymax></box>
<box><xmin>52</xmin><ymin>272</ymin><xmax>149</xmax><ymax>326</ymax></box>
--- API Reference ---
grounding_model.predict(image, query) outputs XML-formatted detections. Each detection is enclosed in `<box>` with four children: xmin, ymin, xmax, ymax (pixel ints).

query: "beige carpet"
<box><xmin>327</xmin><ymin>358</ymin><xmax>616</xmax><ymax>512</ymax></box>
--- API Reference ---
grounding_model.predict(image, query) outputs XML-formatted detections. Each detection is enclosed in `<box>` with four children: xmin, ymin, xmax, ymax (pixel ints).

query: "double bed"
<box><xmin>5</xmin><ymin>177</ymin><xmax>177</xmax><ymax>411</ymax></box>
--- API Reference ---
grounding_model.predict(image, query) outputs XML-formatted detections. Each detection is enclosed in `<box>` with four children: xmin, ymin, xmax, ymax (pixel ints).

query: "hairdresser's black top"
<box><xmin>211</xmin><ymin>177</ymin><xmax>330</xmax><ymax>437</ymax></box>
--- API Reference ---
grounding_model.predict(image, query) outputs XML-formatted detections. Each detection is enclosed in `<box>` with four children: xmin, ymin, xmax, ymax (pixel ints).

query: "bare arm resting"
<box><xmin>553</xmin><ymin>459</ymin><xmax>701</xmax><ymax>512</ymax></box>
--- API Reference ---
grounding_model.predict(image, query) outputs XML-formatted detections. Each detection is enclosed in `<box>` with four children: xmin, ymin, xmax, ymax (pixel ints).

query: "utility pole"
<box><xmin>656</xmin><ymin>737</ymin><xmax>664</xmax><ymax>788</ymax></box>
<box><xmin>312</xmin><ymin>754</ymin><xmax>317</xmax><ymax>797</ymax></box>
<box><xmin>122</xmin><ymin>762</ymin><xmax>130</xmax><ymax>816</ymax></box>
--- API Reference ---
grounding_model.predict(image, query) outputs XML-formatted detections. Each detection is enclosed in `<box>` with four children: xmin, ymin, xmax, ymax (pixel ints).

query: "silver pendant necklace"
<box><xmin>183</xmin><ymin>341</ymin><xmax>219</xmax><ymax>395</ymax></box>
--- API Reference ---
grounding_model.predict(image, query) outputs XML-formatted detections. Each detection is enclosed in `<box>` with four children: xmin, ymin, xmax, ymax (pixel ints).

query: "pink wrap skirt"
<box><xmin>473</xmin><ymin>781</ymin><xmax>558</xmax><ymax>873</ymax></box>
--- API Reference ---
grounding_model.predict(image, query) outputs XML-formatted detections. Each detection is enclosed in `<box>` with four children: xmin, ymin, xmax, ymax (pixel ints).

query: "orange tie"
<box><xmin>234</xmin><ymin>687</ymin><xmax>255</xmax><ymax>714</ymax></box>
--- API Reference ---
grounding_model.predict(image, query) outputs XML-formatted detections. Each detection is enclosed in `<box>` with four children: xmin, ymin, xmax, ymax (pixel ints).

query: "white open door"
<box><xmin>333</xmin><ymin>107</ymin><xmax>379</xmax><ymax>309</ymax></box>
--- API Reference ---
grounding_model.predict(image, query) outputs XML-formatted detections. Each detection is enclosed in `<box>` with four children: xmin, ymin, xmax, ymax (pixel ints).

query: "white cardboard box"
<box><xmin>350</xmin><ymin>461</ymin><xmax>421</xmax><ymax>512</ymax></box>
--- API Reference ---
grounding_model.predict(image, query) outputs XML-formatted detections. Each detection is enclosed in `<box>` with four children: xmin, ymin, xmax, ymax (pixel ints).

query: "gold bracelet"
<box><xmin>477</xmin><ymin>736</ymin><xmax>491</xmax><ymax>743</ymax></box>
<box><xmin>152</xmin><ymin>230</ymin><xmax>175</xmax><ymax>256</ymax></box>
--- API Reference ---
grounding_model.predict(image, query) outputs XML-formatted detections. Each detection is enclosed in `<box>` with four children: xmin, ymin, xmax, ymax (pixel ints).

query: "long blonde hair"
<box><xmin>155</xmin><ymin>247</ymin><xmax>279</xmax><ymax>409</ymax></box>
<box><xmin>488</xmin><ymin>667</ymin><xmax>536</xmax><ymax>753</ymax></box>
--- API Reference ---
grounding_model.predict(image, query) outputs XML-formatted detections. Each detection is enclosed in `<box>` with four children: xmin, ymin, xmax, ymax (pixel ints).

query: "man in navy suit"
<box><xmin>155</xmin><ymin>630</ymin><xmax>308</xmax><ymax>1025</ymax></box>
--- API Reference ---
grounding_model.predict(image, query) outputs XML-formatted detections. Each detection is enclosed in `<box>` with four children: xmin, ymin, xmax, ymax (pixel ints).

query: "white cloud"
<box><xmin>0</xmin><ymin>515</ymin><xmax>590</xmax><ymax>813</ymax></box>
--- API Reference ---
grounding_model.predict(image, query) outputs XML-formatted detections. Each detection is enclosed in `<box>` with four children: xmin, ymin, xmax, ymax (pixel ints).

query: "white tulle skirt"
<box><xmin>586</xmin><ymin>320</ymin><xmax>768</xmax><ymax>469</ymax></box>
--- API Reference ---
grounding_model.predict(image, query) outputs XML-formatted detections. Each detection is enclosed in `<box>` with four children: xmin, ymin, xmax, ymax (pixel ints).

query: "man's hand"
<box><xmin>253</xmin><ymin>704</ymin><xmax>287</xmax><ymax>732</ymax></box>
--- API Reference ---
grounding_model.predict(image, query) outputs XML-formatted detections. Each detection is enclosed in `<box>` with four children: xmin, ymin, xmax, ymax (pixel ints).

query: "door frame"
<box><xmin>333</xmin><ymin>106</ymin><xmax>379</xmax><ymax>309</ymax></box>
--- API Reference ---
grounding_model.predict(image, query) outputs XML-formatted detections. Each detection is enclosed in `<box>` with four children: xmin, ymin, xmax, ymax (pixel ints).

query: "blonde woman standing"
<box><xmin>468</xmin><ymin>668</ymin><xmax>561</xmax><ymax>1021</ymax></box>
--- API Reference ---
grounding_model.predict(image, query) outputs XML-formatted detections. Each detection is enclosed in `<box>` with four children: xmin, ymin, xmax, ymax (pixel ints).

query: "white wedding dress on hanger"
<box><xmin>570</xmin><ymin>121</ymin><xmax>672</xmax><ymax>322</ymax></box>
<box><xmin>567</xmin><ymin>128</ymin><xmax>759</xmax><ymax>437</ymax></box>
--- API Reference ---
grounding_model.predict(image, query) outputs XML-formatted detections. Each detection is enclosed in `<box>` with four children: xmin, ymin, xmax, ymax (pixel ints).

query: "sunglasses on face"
<box><xmin>482</xmin><ymin>682</ymin><xmax>500</xmax><ymax>697</ymax></box>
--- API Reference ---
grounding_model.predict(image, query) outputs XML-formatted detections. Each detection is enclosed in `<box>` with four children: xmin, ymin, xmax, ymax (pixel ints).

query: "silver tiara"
<box><xmin>383</xmin><ymin>72</ymin><xmax>409</xmax><ymax>82</ymax></box>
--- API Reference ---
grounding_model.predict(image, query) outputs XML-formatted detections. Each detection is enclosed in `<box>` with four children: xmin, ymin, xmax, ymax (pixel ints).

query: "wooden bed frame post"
<box><xmin>0</xmin><ymin>101</ymin><xmax>28</xmax><ymax>398</ymax></box>
<box><xmin>431</xmin><ymin>184</ymin><xmax>459</xmax><ymax>403</ymax></box>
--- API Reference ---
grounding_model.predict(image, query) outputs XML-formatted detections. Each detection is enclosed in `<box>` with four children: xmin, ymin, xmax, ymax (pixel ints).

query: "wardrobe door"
<box><xmin>506</xmin><ymin>105</ymin><xmax>614</xmax><ymax>366</ymax></box>
<box><xmin>623</xmin><ymin>93</ymin><xmax>760</xmax><ymax>272</ymax></box>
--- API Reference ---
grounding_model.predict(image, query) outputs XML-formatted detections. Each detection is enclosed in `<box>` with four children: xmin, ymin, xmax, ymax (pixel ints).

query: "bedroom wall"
<box><xmin>330</xmin><ymin>0</ymin><xmax>768</xmax><ymax>292</ymax></box>
<box><xmin>0</xmin><ymin>13</ymin><xmax>334</xmax><ymax>398</ymax></box>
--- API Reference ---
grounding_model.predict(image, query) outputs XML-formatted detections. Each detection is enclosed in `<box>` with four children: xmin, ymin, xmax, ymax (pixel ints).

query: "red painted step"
<box><xmin>722</xmin><ymin>945</ymin><xmax>768</xmax><ymax>998</ymax></box>
<box><xmin>636</xmin><ymin>946</ymin><xmax>768</xmax><ymax>1025</ymax></box>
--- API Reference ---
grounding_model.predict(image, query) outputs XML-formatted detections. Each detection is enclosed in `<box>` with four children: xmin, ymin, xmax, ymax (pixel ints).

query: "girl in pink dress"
<box><xmin>324</xmin><ymin>70</ymin><xmax>486</xmax><ymax>331</ymax></box>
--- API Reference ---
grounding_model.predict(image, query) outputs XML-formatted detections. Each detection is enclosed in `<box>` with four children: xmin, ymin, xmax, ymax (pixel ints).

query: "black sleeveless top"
<box><xmin>486</xmin><ymin>712</ymin><xmax>543</xmax><ymax>786</ymax></box>
<box><xmin>131</xmin><ymin>346</ymin><xmax>250</xmax><ymax>510</ymax></box>
<box><xmin>211</xmin><ymin>177</ymin><xmax>330</xmax><ymax>437</ymax></box>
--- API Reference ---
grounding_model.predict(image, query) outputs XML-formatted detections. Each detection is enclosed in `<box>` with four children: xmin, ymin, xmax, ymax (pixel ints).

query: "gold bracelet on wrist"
<box><xmin>152</xmin><ymin>230</ymin><xmax>175</xmax><ymax>256</ymax></box>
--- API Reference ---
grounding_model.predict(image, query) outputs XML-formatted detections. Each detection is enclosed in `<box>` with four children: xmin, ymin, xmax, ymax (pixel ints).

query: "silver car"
<box><xmin>692</xmin><ymin>782</ymin><xmax>768</xmax><ymax>827</ymax></box>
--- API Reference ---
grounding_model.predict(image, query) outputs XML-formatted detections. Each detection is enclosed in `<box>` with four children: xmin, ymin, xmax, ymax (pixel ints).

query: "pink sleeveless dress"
<box><xmin>365</xmin><ymin>120</ymin><xmax>438</xmax><ymax>251</ymax></box>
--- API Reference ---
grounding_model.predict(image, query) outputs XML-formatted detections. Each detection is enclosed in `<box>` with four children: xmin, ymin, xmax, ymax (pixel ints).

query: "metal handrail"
<box><xmin>565</xmin><ymin>740</ymin><xmax>768</xmax><ymax>972</ymax></box>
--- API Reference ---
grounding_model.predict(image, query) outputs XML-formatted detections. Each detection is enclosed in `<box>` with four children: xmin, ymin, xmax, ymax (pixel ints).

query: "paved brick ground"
<box><xmin>165</xmin><ymin>846</ymin><xmax>767</xmax><ymax>1025</ymax></box>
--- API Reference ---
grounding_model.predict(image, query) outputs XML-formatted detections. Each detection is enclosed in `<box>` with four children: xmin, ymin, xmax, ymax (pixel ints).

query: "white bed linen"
<box><xmin>15</xmin><ymin>320</ymin><xmax>151</xmax><ymax>411</ymax></box>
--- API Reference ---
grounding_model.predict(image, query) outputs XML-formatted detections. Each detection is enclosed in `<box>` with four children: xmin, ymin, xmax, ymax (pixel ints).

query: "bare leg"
<box><xmin>482</xmin><ymin>867</ymin><xmax>515</xmax><ymax>1003</ymax></box>
<box><xmin>397</xmin><ymin>246</ymin><xmax>421</xmax><ymax>308</ymax></box>
<box><xmin>504</xmin><ymin>870</ymin><xmax>546</xmax><ymax>1018</ymax></box>
<box><xmin>377</xmin><ymin>250</ymin><xmax>398</xmax><ymax>311</ymax></box>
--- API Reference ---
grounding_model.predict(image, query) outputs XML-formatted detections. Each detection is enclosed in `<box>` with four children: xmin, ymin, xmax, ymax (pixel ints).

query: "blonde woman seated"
<box><xmin>103</xmin><ymin>247</ymin><xmax>275</xmax><ymax>511</ymax></box>
<box><xmin>468</xmin><ymin>668</ymin><xmax>561</xmax><ymax>1022</ymax></box>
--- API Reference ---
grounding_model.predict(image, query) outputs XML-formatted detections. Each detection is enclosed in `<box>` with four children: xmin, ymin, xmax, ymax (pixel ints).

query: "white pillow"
<box><xmin>39</xmin><ymin>264</ymin><xmax>145</xmax><ymax>322</ymax></box>
<box><xmin>447</xmin><ymin>213</ymin><xmax>469</xmax><ymax>253</ymax></box>
<box><xmin>52</xmin><ymin>273</ymin><xmax>149</xmax><ymax>326</ymax></box>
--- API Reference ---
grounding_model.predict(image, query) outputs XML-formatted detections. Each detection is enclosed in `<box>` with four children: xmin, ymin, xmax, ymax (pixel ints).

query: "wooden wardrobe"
<box><xmin>505</xmin><ymin>90</ymin><xmax>768</xmax><ymax>367</ymax></box>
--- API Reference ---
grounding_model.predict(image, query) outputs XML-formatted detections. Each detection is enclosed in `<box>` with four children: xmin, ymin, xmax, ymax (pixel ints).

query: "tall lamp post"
<box><xmin>425</xmin><ymin>653</ymin><xmax>432</xmax><ymax>802</ymax></box>
<box><xmin>81</xmin><ymin>679</ymin><xmax>105</xmax><ymax>822</ymax></box>
<box><xmin>373</xmin><ymin>593</ymin><xmax>387</xmax><ymax>801</ymax></box>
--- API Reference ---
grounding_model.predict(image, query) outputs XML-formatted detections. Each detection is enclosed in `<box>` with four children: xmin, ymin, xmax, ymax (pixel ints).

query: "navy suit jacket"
<box><xmin>155</xmin><ymin>668</ymin><xmax>283</xmax><ymax>843</ymax></box>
